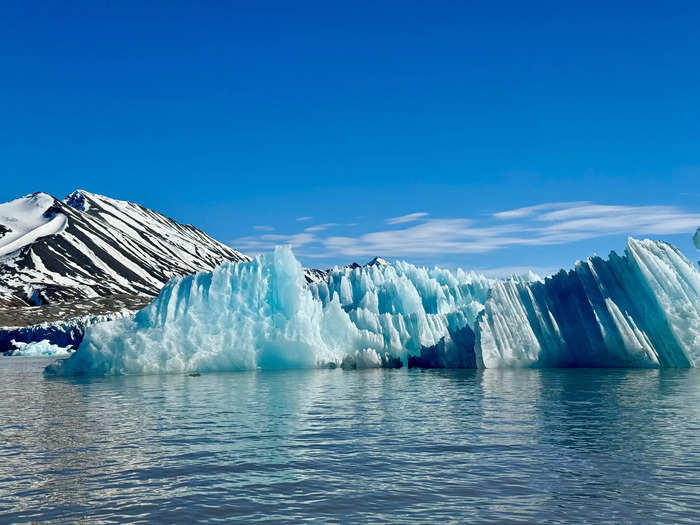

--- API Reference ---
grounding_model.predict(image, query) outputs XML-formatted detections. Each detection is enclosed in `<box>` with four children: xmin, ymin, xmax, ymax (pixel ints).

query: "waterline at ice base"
<box><xmin>45</xmin><ymin>239</ymin><xmax>700</xmax><ymax>376</ymax></box>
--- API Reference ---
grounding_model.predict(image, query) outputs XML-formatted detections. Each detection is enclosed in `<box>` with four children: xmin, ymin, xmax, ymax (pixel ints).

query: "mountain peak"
<box><xmin>64</xmin><ymin>189</ymin><xmax>89</xmax><ymax>211</ymax></box>
<box><xmin>366</xmin><ymin>256</ymin><xmax>390</xmax><ymax>266</ymax></box>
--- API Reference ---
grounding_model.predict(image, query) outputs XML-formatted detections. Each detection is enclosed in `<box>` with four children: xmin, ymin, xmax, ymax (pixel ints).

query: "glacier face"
<box><xmin>46</xmin><ymin>239</ymin><xmax>700</xmax><ymax>376</ymax></box>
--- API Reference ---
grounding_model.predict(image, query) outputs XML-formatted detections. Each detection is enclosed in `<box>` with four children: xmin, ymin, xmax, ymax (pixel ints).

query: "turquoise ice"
<box><xmin>46</xmin><ymin>239</ymin><xmax>700</xmax><ymax>375</ymax></box>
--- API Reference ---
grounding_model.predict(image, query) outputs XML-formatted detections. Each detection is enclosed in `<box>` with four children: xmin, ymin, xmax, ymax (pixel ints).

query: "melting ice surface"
<box><xmin>46</xmin><ymin>239</ymin><xmax>700</xmax><ymax>376</ymax></box>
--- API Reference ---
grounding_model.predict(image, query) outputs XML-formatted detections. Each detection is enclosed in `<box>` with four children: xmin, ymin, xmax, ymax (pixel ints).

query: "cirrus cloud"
<box><xmin>232</xmin><ymin>202</ymin><xmax>700</xmax><ymax>262</ymax></box>
<box><xmin>386</xmin><ymin>212</ymin><xmax>429</xmax><ymax>225</ymax></box>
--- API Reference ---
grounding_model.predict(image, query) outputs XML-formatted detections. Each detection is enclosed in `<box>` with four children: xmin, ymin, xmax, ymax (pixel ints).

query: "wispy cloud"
<box><xmin>304</xmin><ymin>223</ymin><xmax>338</xmax><ymax>232</ymax></box>
<box><xmin>386</xmin><ymin>212</ymin><xmax>429</xmax><ymax>225</ymax></box>
<box><xmin>324</xmin><ymin>219</ymin><xmax>524</xmax><ymax>257</ymax></box>
<box><xmin>493</xmin><ymin>202</ymin><xmax>586</xmax><ymax>219</ymax></box>
<box><xmin>232</xmin><ymin>201</ymin><xmax>700</xmax><ymax>262</ymax></box>
<box><xmin>296</xmin><ymin>216</ymin><xmax>312</xmax><ymax>222</ymax></box>
<box><xmin>252</xmin><ymin>225</ymin><xmax>275</xmax><ymax>231</ymax></box>
<box><xmin>233</xmin><ymin>232</ymin><xmax>316</xmax><ymax>253</ymax></box>
<box><xmin>536</xmin><ymin>204</ymin><xmax>700</xmax><ymax>236</ymax></box>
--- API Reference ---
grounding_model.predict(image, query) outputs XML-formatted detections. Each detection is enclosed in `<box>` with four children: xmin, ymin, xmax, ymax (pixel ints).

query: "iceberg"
<box><xmin>45</xmin><ymin>247</ymin><xmax>492</xmax><ymax>375</ymax></box>
<box><xmin>8</xmin><ymin>339</ymin><xmax>73</xmax><ymax>357</ymax></box>
<box><xmin>46</xmin><ymin>239</ymin><xmax>700</xmax><ymax>376</ymax></box>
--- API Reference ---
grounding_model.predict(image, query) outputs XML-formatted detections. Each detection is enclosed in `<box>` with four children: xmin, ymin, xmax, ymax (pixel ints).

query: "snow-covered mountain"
<box><xmin>0</xmin><ymin>190</ymin><xmax>249</xmax><ymax>312</ymax></box>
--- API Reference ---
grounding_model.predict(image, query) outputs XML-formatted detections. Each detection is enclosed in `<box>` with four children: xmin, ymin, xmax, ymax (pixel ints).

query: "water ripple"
<box><xmin>1</xmin><ymin>358</ymin><xmax>700</xmax><ymax>523</ymax></box>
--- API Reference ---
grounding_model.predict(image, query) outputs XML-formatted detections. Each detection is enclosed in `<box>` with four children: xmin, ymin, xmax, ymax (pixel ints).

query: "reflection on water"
<box><xmin>1</xmin><ymin>358</ymin><xmax>700</xmax><ymax>523</ymax></box>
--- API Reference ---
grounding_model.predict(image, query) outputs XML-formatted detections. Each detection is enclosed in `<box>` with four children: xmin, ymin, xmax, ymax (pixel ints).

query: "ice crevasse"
<box><xmin>46</xmin><ymin>238</ymin><xmax>700</xmax><ymax>376</ymax></box>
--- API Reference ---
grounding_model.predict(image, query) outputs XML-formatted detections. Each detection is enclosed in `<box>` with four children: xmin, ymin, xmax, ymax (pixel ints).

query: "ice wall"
<box><xmin>476</xmin><ymin>239</ymin><xmax>700</xmax><ymax>367</ymax></box>
<box><xmin>46</xmin><ymin>239</ymin><xmax>700</xmax><ymax>376</ymax></box>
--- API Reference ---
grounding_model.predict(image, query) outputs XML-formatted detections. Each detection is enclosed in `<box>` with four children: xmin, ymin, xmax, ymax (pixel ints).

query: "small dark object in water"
<box><xmin>188</xmin><ymin>372</ymin><xmax>201</xmax><ymax>377</ymax></box>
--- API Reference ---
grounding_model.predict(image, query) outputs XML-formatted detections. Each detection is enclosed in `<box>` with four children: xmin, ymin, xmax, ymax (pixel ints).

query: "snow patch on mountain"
<box><xmin>0</xmin><ymin>193</ymin><xmax>68</xmax><ymax>257</ymax></box>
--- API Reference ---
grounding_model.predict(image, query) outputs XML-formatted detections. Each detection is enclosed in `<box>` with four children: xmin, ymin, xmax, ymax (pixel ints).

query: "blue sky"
<box><xmin>2</xmin><ymin>2</ymin><xmax>699</xmax><ymax>273</ymax></box>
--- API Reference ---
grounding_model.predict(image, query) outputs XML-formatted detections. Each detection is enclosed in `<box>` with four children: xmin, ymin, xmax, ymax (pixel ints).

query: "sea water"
<box><xmin>2</xmin><ymin>357</ymin><xmax>700</xmax><ymax>523</ymax></box>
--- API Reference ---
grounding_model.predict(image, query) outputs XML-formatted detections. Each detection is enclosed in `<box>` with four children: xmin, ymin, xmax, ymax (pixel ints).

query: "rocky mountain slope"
<box><xmin>0</xmin><ymin>190</ymin><xmax>249</xmax><ymax>310</ymax></box>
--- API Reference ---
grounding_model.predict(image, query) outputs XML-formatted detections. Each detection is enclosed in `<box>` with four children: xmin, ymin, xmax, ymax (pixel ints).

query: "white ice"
<box><xmin>9</xmin><ymin>339</ymin><xmax>73</xmax><ymax>357</ymax></box>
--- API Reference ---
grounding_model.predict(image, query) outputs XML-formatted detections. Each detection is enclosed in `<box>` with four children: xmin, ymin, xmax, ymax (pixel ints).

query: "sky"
<box><xmin>2</xmin><ymin>1</ymin><xmax>699</xmax><ymax>274</ymax></box>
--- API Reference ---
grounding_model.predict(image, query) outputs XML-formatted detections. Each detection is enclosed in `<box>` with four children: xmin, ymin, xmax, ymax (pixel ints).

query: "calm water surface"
<box><xmin>1</xmin><ymin>357</ymin><xmax>700</xmax><ymax>523</ymax></box>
